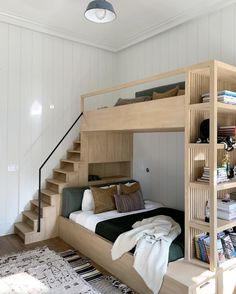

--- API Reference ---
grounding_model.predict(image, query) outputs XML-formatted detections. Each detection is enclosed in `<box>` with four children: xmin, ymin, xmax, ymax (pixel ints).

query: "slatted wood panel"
<box><xmin>190</xmin><ymin>188</ymin><xmax>209</xmax><ymax>222</ymax></box>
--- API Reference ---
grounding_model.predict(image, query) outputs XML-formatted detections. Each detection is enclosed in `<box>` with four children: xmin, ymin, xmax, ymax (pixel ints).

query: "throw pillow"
<box><xmin>152</xmin><ymin>87</ymin><xmax>179</xmax><ymax>100</ymax></box>
<box><xmin>119</xmin><ymin>182</ymin><xmax>141</xmax><ymax>195</ymax></box>
<box><xmin>114</xmin><ymin>96</ymin><xmax>151</xmax><ymax>106</ymax></box>
<box><xmin>91</xmin><ymin>186</ymin><xmax>117</xmax><ymax>214</ymax></box>
<box><xmin>177</xmin><ymin>89</ymin><xmax>185</xmax><ymax>96</ymax></box>
<box><xmin>114</xmin><ymin>191</ymin><xmax>145</xmax><ymax>213</ymax></box>
<box><xmin>82</xmin><ymin>189</ymin><xmax>94</xmax><ymax>211</ymax></box>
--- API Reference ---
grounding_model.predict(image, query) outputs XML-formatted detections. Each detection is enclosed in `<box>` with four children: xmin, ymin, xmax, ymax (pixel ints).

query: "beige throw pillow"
<box><xmin>152</xmin><ymin>87</ymin><xmax>179</xmax><ymax>100</ymax></box>
<box><xmin>115</xmin><ymin>96</ymin><xmax>151</xmax><ymax>106</ymax></box>
<box><xmin>177</xmin><ymin>89</ymin><xmax>185</xmax><ymax>96</ymax></box>
<box><xmin>91</xmin><ymin>186</ymin><xmax>117</xmax><ymax>214</ymax></box>
<box><xmin>119</xmin><ymin>182</ymin><xmax>141</xmax><ymax>195</ymax></box>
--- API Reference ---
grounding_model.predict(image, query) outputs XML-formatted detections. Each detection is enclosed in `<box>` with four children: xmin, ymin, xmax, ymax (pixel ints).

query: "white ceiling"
<box><xmin>0</xmin><ymin>0</ymin><xmax>234</xmax><ymax>52</ymax></box>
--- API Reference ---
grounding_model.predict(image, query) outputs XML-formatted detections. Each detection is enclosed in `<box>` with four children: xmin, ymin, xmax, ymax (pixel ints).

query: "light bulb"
<box><xmin>95</xmin><ymin>9</ymin><xmax>106</xmax><ymax>20</ymax></box>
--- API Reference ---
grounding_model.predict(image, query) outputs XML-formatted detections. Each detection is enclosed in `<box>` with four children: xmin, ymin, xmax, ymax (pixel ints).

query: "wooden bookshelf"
<box><xmin>185</xmin><ymin>60</ymin><xmax>236</xmax><ymax>276</ymax></box>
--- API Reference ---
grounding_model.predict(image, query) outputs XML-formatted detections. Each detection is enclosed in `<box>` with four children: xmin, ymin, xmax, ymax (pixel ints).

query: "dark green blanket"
<box><xmin>95</xmin><ymin>207</ymin><xmax>184</xmax><ymax>262</ymax></box>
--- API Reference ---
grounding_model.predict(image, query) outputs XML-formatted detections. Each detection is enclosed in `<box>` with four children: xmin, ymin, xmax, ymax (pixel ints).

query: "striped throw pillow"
<box><xmin>114</xmin><ymin>190</ymin><xmax>145</xmax><ymax>213</ymax></box>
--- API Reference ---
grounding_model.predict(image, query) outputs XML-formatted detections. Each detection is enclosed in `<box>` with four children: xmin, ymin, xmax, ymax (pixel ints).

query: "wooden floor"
<box><xmin>0</xmin><ymin>234</ymin><xmax>72</xmax><ymax>256</ymax></box>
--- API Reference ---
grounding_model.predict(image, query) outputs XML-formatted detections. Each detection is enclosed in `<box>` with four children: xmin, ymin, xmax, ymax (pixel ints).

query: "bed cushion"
<box><xmin>91</xmin><ymin>186</ymin><xmax>118</xmax><ymax>214</ymax></box>
<box><xmin>115</xmin><ymin>191</ymin><xmax>145</xmax><ymax>213</ymax></box>
<box><xmin>114</xmin><ymin>96</ymin><xmax>151</xmax><ymax>106</ymax></box>
<box><xmin>153</xmin><ymin>87</ymin><xmax>179</xmax><ymax>100</ymax></box>
<box><xmin>61</xmin><ymin>186</ymin><xmax>85</xmax><ymax>218</ymax></box>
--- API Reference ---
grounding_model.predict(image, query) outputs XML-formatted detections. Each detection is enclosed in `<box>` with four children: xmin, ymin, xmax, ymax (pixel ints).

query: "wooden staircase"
<box><xmin>14</xmin><ymin>138</ymin><xmax>83</xmax><ymax>244</ymax></box>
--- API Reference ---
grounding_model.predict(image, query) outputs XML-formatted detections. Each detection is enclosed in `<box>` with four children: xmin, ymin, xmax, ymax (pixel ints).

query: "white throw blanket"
<box><xmin>111</xmin><ymin>215</ymin><xmax>181</xmax><ymax>294</ymax></box>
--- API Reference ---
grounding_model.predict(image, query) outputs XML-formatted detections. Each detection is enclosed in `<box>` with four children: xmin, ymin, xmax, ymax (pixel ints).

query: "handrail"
<box><xmin>37</xmin><ymin>112</ymin><xmax>83</xmax><ymax>232</ymax></box>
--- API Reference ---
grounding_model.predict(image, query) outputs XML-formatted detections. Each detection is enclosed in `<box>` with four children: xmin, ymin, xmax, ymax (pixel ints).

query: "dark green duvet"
<box><xmin>95</xmin><ymin>207</ymin><xmax>185</xmax><ymax>262</ymax></box>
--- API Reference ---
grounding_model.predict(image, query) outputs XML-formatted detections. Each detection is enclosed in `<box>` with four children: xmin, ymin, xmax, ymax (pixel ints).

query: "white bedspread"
<box><xmin>111</xmin><ymin>215</ymin><xmax>181</xmax><ymax>294</ymax></box>
<box><xmin>69</xmin><ymin>200</ymin><xmax>163</xmax><ymax>232</ymax></box>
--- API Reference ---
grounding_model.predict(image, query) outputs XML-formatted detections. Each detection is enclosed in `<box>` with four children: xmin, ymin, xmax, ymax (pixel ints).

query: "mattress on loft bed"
<box><xmin>95</xmin><ymin>206</ymin><xmax>185</xmax><ymax>263</ymax></box>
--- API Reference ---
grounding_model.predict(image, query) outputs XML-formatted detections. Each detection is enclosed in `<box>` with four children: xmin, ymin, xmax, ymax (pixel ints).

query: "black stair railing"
<box><xmin>37</xmin><ymin>112</ymin><xmax>83</xmax><ymax>232</ymax></box>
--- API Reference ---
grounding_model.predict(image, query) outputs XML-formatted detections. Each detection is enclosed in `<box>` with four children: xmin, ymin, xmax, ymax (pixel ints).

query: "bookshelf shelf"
<box><xmin>189</xmin><ymin>182</ymin><xmax>210</xmax><ymax>190</ymax></box>
<box><xmin>189</xmin><ymin>179</ymin><xmax>236</xmax><ymax>191</ymax></box>
<box><xmin>188</xmin><ymin>143</ymin><xmax>224</xmax><ymax>149</ymax></box>
<box><xmin>217</xmin><ymin>179</ymin><xmax>236</xmax><ymax>191</ymax></box>
<box><xmin>190</xmin><ymin>218</ymin><xmax>236</xmax><ymax>233</ymax></box>
<box><xmin>217</xmin><ymin>218</ymin><xmax>236</xmax><ymax>232</ymax></box>
<box><xmin>190</xmin><ymin>220</ymin><xmax>209</xmax><ymax>232</ymax></box>
<box><xmin>217</xmin><ymin>102</ymin><xmax>236</xmax><ymax>113</ymax></box>
<box><xmin>189</xmin><ymin>102</ymin><xmax>210</xmax><ymax>111</ymax></box>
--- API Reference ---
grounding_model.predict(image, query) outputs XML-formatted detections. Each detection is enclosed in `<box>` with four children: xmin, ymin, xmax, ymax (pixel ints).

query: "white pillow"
<box><xmin>82</xmin><ymin>189</ymin><xmax>94</xmax><ymax>211</ymax></box>
<box><xmin>81</xmin><ymin>186</ymin><xmax>110</xmax><ymax>211</ymax></box>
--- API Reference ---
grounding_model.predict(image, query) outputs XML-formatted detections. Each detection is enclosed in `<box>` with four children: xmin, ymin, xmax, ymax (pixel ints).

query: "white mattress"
<box><xmin>69</xmin><ymin>200</ymin><xmax>163</xmax><ymax>232</ymax></box>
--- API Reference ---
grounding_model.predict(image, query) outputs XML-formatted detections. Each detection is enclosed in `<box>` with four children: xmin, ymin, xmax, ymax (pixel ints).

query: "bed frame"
<box><xmin>59</xmin><ymin>216</ymin><xmax>184</xmax><ymax>294</ymax></box>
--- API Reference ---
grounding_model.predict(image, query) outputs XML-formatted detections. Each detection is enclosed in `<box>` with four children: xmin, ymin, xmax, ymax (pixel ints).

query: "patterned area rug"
<box><xmin>60</xmin><ymin>249</ymin><xmax>135</xmax><ymax>294</ymax></box>
<box><xmin>0</xmin><ymin>246</ymin><xmax>99</xmax><ymax>294</ymax></box>
<box><xmin>0</xmin><ymin>247</ymin><xmax>134</xmax><ymax>294</ymax></box>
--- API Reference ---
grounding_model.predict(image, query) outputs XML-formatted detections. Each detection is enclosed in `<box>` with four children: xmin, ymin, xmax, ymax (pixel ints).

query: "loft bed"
<box><xmin>59</xmin><ymin>60</ymin><xmax>236</xmax><ymax>294</ymax></box>
<box><xmin>80</xmin><ymin>68</ymin><xmax>187</xmax><ymax>132</ymax></box>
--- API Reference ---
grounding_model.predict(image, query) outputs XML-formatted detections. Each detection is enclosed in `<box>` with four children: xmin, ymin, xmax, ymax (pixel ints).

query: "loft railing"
<box><xmin>37</xmin><ymin>112</ymin><xmax>83</xmax><ymax>232</ymax></box>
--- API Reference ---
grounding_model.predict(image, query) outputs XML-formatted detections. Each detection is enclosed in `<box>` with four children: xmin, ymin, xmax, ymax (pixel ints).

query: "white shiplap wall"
<box><xmin>118</xmin><ymin>3</ymin><xmax>236</xmax><ymax>209</ymax></box>
<box><xmin>0</xmin><ymin>22</ymin><xmax>117</xmax><ymax>235</ymax></box>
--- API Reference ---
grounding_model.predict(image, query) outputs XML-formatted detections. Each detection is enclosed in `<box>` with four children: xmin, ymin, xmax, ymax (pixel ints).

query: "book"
<box><xmin>195</xmin><ymin>233</ymin><xmax>208</xmax><ymax>261</ymax></box>
<box><xmin>198</xmin><ymin>234</ymin><xmax>209</xmax><ymax>262</ymax></box>
<box><xmin>217</xmin><ymin>199</ymin><xmax>236</xmax><ymax>212</ymax></box>
<box><xmin>202</xmin><ymin>236</ymin><xmax>210</xmax><ymax>263</ymax></box>
<box><xmin>202</xmin><ymin>90</ymin><xmax>236</xmax><ymax>98</ymax></box>
<box><xmin>217</xmin><ymin>210</ymin><xmax>236</xmax><ymax>221</ymax></box>
<box><xmin>203</xmin><ymin>236</ymin><xmax>226</xmax><ymax>263</ymax></box>
<box><xmin>221</xmin><ymin>235</ymin><xmax>236</xmax><ymax>259</ymax></box>
<box><xmin>194</xmin><ymin>235</ymin><xmax>201</xmax><ymax>259</ymax></box>
<box><xmin>229</xmin><ymin>233</ymin><xmax>236</xmax><ymax>250</ymax></box>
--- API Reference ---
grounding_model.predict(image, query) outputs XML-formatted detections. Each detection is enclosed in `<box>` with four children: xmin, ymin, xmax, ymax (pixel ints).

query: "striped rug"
<box><xmin>60</xmin><ymin>250</ymin><xmax>135</xmax><ymax>294</ymax></box>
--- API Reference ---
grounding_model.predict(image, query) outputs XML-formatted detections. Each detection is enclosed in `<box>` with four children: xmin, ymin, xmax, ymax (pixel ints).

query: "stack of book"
<box><xmin>202</xmin><ymin>90</ymin><xmax>236</xmax><ymax>105</ymax></box>
<box><xmin>218</xmin><ymin>126</ymin><xmax>236</xmax><ymax>138</ymax></box>
<box><xmin>217</xmin><ymin>199</ymin><xmax>236</xmax><ymax>220</ymax></box>
<box><xmin>197</xmin><ymin>167</ymin><xmax>228</xmax><ymax>184</ymax></box>
<box><xmin>195</xmin><ymin>231</ymin><xmax>236</xmax><ymax>264</ymax></box>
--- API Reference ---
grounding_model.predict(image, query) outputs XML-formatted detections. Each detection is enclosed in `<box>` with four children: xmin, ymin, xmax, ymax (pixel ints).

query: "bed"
<box><xmin>80</xmin><ymin>81</ymin><xmax>186</xmax><ymax>132</ymax></box>
<box><xmin>59</xmin><ymin>181</ymin><xmax>185</xmax><ymax>294</ymax></box>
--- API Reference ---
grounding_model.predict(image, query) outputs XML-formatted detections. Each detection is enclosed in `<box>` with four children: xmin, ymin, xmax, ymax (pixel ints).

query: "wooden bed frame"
<box><xmin>58</xmin><ymin>216</ymin><xmax>188</xmax><ymax>294</ymax></box>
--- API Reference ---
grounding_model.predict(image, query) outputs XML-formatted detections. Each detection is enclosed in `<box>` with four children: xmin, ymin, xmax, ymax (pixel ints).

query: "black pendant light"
<box><xmin>85</xmin><ymin>0</ymin><xmax>116</xmax><ymax>23</ymax></box>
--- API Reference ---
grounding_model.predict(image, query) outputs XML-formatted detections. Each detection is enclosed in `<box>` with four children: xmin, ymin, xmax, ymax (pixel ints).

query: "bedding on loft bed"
<box><xmin>114</xmin><ymin>81</ymin><xmax>185</xmax><ymax>107</ymax></box>
<box><xmin>62</xmin><ymin>182</ymin><xmax>185</xmax><ymax>263</ymax></box>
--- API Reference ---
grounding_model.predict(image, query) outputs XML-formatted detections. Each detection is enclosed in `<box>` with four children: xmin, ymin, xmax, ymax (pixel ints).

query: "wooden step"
<box><xmin>68</xmin><ymin>149</ymin><xmax>80</xmax><ymax>154</ymax></box>
<box><xmin>15</xmin><ymin>222</ymin><xmax>34</xmax><ymax>243</ymax></box>
<box><xmin>46</xmin><ymin>178</ymin><xmax>67</xmax><ymax>193</ymax></box>
<box><xmin>60</xmin><ymin>159</ymin><xmax>80</xmax><ymax>172</ymax></box>
<box><xmin>74</xmin><ymin>140</ymin><xmax>81</xmax><ymax>144</ymax></box>
<box><xmin>22</xmin><ymin>210</ymin><xmax>39</xmax><ymax>231</ymax></box>
<box><xmin>31</xmin><ymin>199</ymin><xmax>51</xmax><ymax>208</ymax></box>
<box><xmin>41</xmin><ymin>189</ymin><xmax>58</xmax><ymax>205</ymax></box>
<box><xmin>53</xmin><ymin>168</ymin><xmax>77</xmax><ymax>182</ymax></box>
<box><xmin>67</xmin><ymin>151</ymin><xmax>80</xmax><ymax>161</ymax></box>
